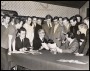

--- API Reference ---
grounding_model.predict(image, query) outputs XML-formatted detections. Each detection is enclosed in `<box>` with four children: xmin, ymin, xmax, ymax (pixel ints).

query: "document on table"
<box><xmin>11</xmin><ymin>51</ymin><xmax>25</xmax><ymax>53</ymax></box>
<box><xmin>28</xmin><ymin>50</ymin><xmax>42</xmax><ymax>55</ymax></box>
<box><xmin>57</xmin><ymin>59</ymin><xmax>88</xmax><ymax>64</ymax></box>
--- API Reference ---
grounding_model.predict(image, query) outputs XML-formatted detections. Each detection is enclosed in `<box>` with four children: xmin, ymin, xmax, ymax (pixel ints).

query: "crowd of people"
<box><xmin>1</xmin><ymin>13</ymin><xmax>89</xmax><ymax>70</ymax></box>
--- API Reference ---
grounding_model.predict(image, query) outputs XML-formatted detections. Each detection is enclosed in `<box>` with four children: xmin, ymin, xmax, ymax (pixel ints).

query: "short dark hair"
<box><xmin>62</xmin><ymin>17</ymin><xmax>69</xmax><ymax>22</ymax></box>
<box><xmin>38</xmin><ymin>29</ymin><xmax>45</xmax><ymax>34</ymax></box>
<box><xmin>3</xmin><ymin>14</ymin><xmax>10</xmax><ymax>19</ymax></box>
<box><xmin>26</xmin><ymin>16</ymin><xmax>32</xmax><ymax>20</ymax></box>
<box><xmin>59</xmin><ymin>17</ymin><xmax>62</xmax><ymax>19</ymax></box>
<box><xmin>53</xmin><ymin>16</ymin><xmax>59</xmax><ymax>20</ymax></box>
<box><xmin>14</xmin><ymin>18</ymin><xmax>22</xmax><ymax>25</ymax></box>
<box><xmin>67</xmin><ymin>32</ymin><xmax>75</xmax><ymax>39</ymax></box>
<box><xmin>45</xmin><ymin>14</ymin><xmax>52</xmax><ymax>20</ymax></box>
<box><xmin>37</xmin><ymin>17</ymin><xmax>42</xmax><ymax>20</ymax></box>
<box><xmin>70</xmin><ymin>16</ymin><xmax>77</xmax><ymax>22</ymax></box>
<box><xmin>19</xmin><ymin>27</ymin><xmax>26</xmax><ymax>33</ymax></box>
<box><xmin>75</xmin><ymin>14</ymin><xmax>82</xmax><ymax>22</ymax></box>
<box><xmin>32</xmin><ymin>16</ymin><xmax>37</xmax><ymax>19</ymax></box>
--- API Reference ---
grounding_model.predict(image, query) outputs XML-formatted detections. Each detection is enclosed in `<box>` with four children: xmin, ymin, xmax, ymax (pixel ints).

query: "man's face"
<box><xmin>65</xmin><ymin>34</ymin><xmax>70</xmax><ymax>41</ymax></box>
<box><xmin>27</xmin><ymin>18</ymin><xmax>32</xmax><ymax>24</ymax></box>
<box><xmin>39</xmin><ymin>30</ymin><xmax>45</xmax><ymax>39</ymax></box>
<box><xmin>46</xmin><ymin>19</ymin><xmax>51</xmax><ymax>24</ymax></box>
<box><xmin>16</xmin><ymin>21</ymin><xmax>23</xmax><ymax>29</ymax></box>
<box><xmin>63</xmin><ymin>20</ymin><xmax>69</xmax><ymax>26</ymax></box>
<box><xmin>84</xmin><ymin>19</ymin><xmax>89</xmax><ymax>28</ymax></box>
<box><xmin>37</xmin><ymin>19</ymin><xmax>42</xmax><ymax>25</ymax></box>
<box><xmin>59</xmin><ymin>18</ymin><xmax>62</xmax><ymax>24</ymax></box>
<box><xmin>20</xmin><ymin>31</ymin><xmax>26</xmax><ymax>39</ymax></box>
<box><xmin>32</xmin><ymin>18</ymin><xmax>37</xmax><ymax>24</ymax></box>
<box><xmin>5</xmin><ymin>16</ymin><xmax>10</xmax><ymax>24</ymax></box>
<box><xmin>70</xmin><ymin>20</ymin><xmax>76</xmax><ymax>26</ymax></box>
<box><xmin>54</xmin><ymin>19</ymin><xmax>58</xmax><ymax>25</ymax></box>
<box><xmin>77</xmin><ymin>17</ymin><xmax>80</xmax><ymax>22</ymax></box>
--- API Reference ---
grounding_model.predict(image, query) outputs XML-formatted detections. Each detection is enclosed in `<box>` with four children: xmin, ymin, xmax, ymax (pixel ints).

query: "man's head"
<box><xmin>53</xmin><ymin>16</ymin><xmax>59</xmax><ymax>25</ymax></box>
<box><xmin>45</xmin><ymin>14</ymin><xmax>52</xmax><ymax>24</ymax></box>
<box><xmin>65</xmin><ymin>32</ymin><xmax>75</xmax><ymax>41</ymax></box>
<box><xmin>14</xmin><ymin>18</ymin><xmax>23</xmax><ymax>29</ymax></box>
<box><xmin>83</xmin><ymin>17</ymin><xmax>89</xmax><ymax>28</ymax></box>
<box><xmin>37</xmin><ymin>18</ymin><xmax>42</xmax><ymax>25</ymax></box>
<box><xmin>62</xmin><ymin>17</ymin><xmax>70</xmax><ymax>26</ymax></box>
<box><xmin>3</xmin><ymin>14</ymin><xmax>11</xmax><ymax>24</ymax></box>
<box><xmin>32</xmin><ymin>16</ymin><xmax>37</xmax><ymax>24</ymax></box>
<box><xmin>70</xmin><ymin>16</ymin><xmax>77</xmax><ymax>26</ymax></box>
<box><xmin>38</xmin><ymin>29</ymin><xmax>45</xmax><ymax>39</ymax></box>
<box><xmin>75</xmin><ymin>14</ymin><xmax>82</xmax><ymax>23</ymax></box>
<box><xmin>78</xmin><ymin>24</ymin><xmax>88</xmax><ymax>34</ymax></box>
<box><xmin>59</xmin><ymin>17</ymin><xmax>63</xmax><ymax>24</ymax></box>
<box><xmin>19</xmin><ymin>27</ymin><xmax>26</xmax><ymax>39</ymax></box>
<box><xmin>26</xmin><ymin>16</ymin><xmax>32</xmax><ymax>24</ymax></box>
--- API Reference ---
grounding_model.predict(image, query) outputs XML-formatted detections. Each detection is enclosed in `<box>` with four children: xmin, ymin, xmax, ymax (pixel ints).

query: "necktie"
<box><xmin>22</xmin><ymin>39</ymin><xmax>24</xmax><ymax>48</ymax></box>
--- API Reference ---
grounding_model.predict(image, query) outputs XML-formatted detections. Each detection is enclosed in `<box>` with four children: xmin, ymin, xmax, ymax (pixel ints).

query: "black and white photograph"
<box><xmin>1</xmin><ymin>1</ymin><xmax>89</xmax><ymax>70</ymax></box>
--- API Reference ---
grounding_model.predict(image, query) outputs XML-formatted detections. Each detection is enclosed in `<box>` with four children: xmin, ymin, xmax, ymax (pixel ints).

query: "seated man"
<box><xmin>15</xmin><ymin>27</ymin><xmax>31</xmax><ymax>51</ymax></box>
<box><xmin>33</xmin><ymin>29</ymin><xmax>58</xmax><ymax>54</ymax></box>
<box><xmin>56</xmin><ymin>32</ymin><xmax>79</xmax><ymax>53</ymax></box>
<box><xmin>33</xmin><ymin>29</ymin><xmax>49</xmax><ymax>50</ymax></box>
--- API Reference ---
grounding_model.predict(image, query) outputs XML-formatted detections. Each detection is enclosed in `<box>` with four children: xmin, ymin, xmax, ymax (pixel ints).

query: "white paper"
<box><xmin>57</xmin><ymin>59</ymin><xmax>88</xmax><ymax>64</ymax></box>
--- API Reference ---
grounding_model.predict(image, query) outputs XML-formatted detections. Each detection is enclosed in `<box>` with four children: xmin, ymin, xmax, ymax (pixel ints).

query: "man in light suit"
<box><xmin>42</xmin><ymin>14</ymin><xmax>53</xmax><ymax>40</ymax></box>
<box><xmin>50</xmin><ymin>16</ymin><xmax>64</xmax><ymax>48</ymax></box>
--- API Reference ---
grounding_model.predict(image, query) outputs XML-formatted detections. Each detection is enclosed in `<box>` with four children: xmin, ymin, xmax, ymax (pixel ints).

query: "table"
<box><xmin>10</xmin><ymin>50</ymin><xmax>89</xmax><ymax>70</ymax></box>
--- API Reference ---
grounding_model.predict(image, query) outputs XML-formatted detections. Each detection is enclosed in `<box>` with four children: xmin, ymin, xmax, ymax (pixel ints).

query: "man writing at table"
<box><xmin>14</xmin><ymin>27</ymin><xmax>31</xmax><ymax>51</ymax></box>
<box><xmin>55</xmin><ymin>32</ymin><xmax>79</xmax><ymax>54</ymax></box>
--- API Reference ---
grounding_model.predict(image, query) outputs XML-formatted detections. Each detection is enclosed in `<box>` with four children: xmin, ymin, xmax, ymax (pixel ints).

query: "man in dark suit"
<box><xmin>33</xmin><ymin>29</ymin><xmax>48</xmax><ymax>50</ymax></box>
<box><xmin>15</xmin><ymin>27</ymin><xmax>31</xmax><ymax>51</ymax></box>
<box><xmin>42</xmin><ymin>15</ymin><xmax>53</xmax><ymax>40</ymax></box>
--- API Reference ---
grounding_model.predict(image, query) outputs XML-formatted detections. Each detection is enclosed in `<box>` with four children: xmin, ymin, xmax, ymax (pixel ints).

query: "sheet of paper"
<box><xmin>57</xmin><ymin>59</ymin><xmax>88</xmax><ymax>64</ymax></box>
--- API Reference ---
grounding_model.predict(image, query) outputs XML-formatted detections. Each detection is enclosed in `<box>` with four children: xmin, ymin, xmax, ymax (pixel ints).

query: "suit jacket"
<box><xmin>70</xmin><ymin>26</ymin><xmax>78</xmax><ymax>36</ymax></box>
<box><xmin>34</xmin><ymin>24</ymin><xmax>42</xmax><ymax>39</ymax></box>
<box><xmin>78</xmin><ymin>29</ymin><xmax>89</xmax><ymax>55</ymax></box>
<box><xmin>15</xmin><ymin>37</ymin><xmax>31</xmax><ymax>51</ymax></box>
<box><xmin>33</xmin><ymin>37</ymin><xmax>48</xmax><ymax>50</ymax></box>
<box><xmin>42</xmin><ymin>21</ymin><xmax>53</xmax><ymax>40</ymax></box>
<box><xmin>61</xmin><ymin>38</ymin><xmax>79</xmax><ymax>53</ymax></box>
<box><xmin>50</xmin><ymin>24</ymin><xmax>64</xmax><ymax>47</ymax></box>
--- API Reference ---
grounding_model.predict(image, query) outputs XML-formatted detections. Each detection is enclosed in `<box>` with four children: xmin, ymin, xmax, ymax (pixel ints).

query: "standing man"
<box><xmin>50</xmin><ymin>16</ymin><xmax>64</xmax><ymax>48</ymax></box>
<box><xmin>42</xmin><ymin>14</ymin><xmax>53</xmax><ymax>40</ymax></box>
<box><xmin>1</xmin><ymin>14</ymin><xmax>11</xmax><ymax>70</ymax></box>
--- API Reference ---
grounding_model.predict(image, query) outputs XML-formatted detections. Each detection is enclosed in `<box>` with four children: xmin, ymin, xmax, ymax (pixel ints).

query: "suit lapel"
<box><xmin>54</xmin><ymin>24</ymin><xmax>60</xmax><ymax>34</ymax></box>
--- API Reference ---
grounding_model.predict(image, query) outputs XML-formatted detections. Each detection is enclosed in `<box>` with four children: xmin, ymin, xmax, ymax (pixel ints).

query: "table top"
<box><xmin>11</xmin><ymin>50</ymin><xmax>89</xmax><ymax>70</ymax></box>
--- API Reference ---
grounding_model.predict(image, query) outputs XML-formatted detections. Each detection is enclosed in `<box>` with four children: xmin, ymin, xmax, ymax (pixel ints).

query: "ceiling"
<box><xmin>35</xmin><ymin>1</ymin><xmax>87</xmax><ymax>9</ymax></box>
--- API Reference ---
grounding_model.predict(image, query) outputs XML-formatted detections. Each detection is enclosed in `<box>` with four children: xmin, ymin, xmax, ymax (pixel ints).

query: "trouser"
<box><xmin>1</xmin><ymin>47</ymin><xmax>9</xmax><ymax>70</ymax></box>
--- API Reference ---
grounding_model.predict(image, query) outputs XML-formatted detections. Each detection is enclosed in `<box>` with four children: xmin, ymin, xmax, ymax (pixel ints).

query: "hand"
<box><xmin>56</xmin><ymin>47</ymin><xmax>62</xmax><ymax>53</ymax></box>
<box><xmin>77</xmin><ymin>30</ymin><xmax>80</xmax><ymax>35</ymax></box>
<box><xmin>42</xmin><ymin>43</ymin><xmax>49</xmax><ymax>50</ymax></box>
<box><xmin>62</xmin><ymin>40</ymin><xmax>66</xmax><ymax>43</ymax></box>
<box><xmin>19</xmin><ymin>48</ymin><xmax>23</xmax><ymax>52</ymax></box>
<box><xmin>80</xmin><ymin>39</ymin><xmax>84</xmax><ymax>42</ymax></box>
<box><xmin>24</xmin><ymin>48</ymin><xmax>27</xmax><ymax>51</ymax></box>
<box><xmin>39</xmin><ymin>46</ymin><xmax>44</xmax><ymax>50</ymax></box>
<box><xmin>8</xmin><ymin>51</ymin><xmax>12</xmax><ymax>55</ymax></box>
<box><xmin>80</xmin><ymin>42</ymin><xmax>83</xmax><ymax>46</ymax></box>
